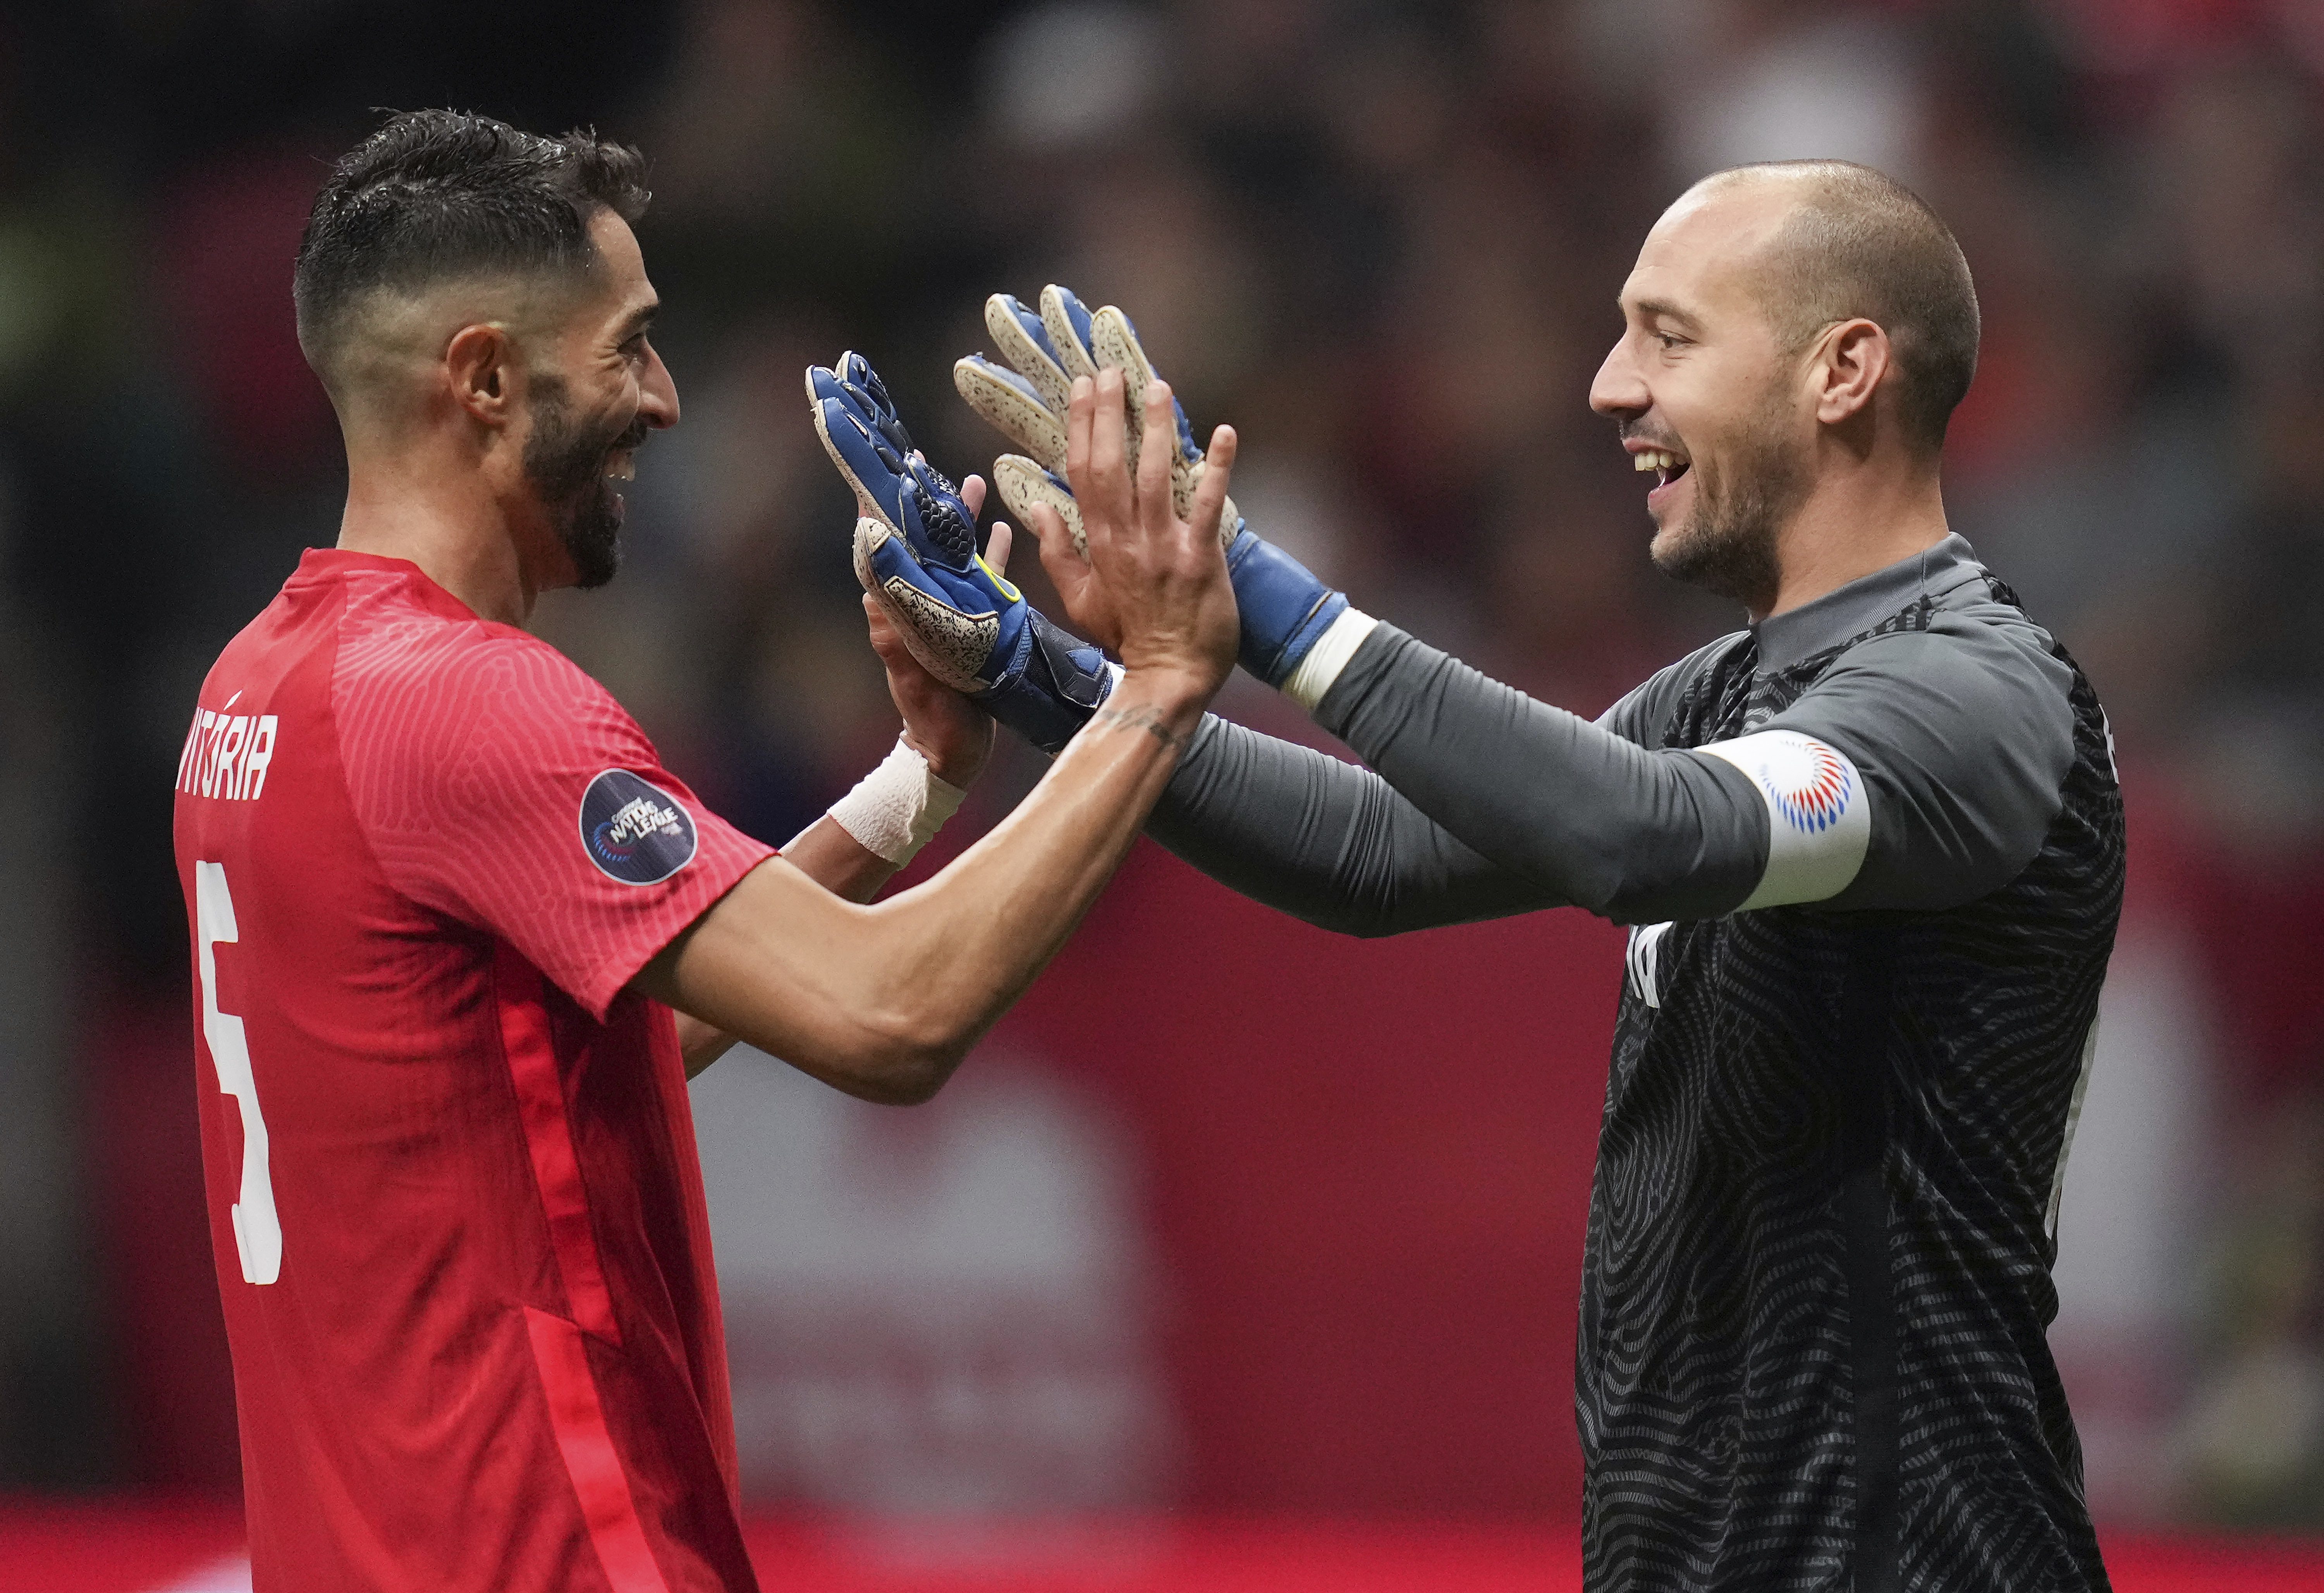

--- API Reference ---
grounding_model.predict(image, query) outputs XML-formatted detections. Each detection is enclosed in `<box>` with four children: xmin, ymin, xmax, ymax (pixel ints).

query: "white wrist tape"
<box><xmin>1282</xmin><ymin>607</ymin><xmax>1380</xmax><ymax>712</ymax></box>
<box><xmin>1696</xmin><ymin>730</ymin><xmax>1872</xmax><ymax>910</ymax></box>
<box><xmin>827</xmin><ymin>738</ymin><xmax>967</xmax><ymax>867</ymax></box>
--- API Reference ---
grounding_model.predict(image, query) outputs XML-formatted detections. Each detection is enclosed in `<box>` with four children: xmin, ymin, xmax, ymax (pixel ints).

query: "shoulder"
<box><xmin>332</xmin><ymin>578</ymin><xmax>641</xmax><ymax>780</ymax></box>
<box><xmin>1828</xmin><ymin>590</ymin><xmax>2074</xmax><ymax>709</ymax></box>
<box><xmin>1781</xmin><ymin>596</ymin><xmax>2077</xmax><ymax>789</ymax></box>
<box><xmin>1598</xmin><ymin>630</ymin><xmax>1753</xmax><ymax>746</ymax></box>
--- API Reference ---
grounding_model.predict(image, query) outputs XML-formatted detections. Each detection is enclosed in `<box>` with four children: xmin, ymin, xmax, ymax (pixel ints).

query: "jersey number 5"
<box><xmin>195</xmin><ymin>860</ymin><xmax>282</xmax><ymax>1285</ymax></box>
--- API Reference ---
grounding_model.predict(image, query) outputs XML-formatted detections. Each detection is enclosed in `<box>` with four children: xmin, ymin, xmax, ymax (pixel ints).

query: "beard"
<box><xmin>524</xmin><ymin>377</ymin><xmax>647</xmax><ymax>591</ymax></box>
<box><xmin>1646</xmin><ymin>386</ymin><xmax>1807</xmax><ymax>615</ymax></box>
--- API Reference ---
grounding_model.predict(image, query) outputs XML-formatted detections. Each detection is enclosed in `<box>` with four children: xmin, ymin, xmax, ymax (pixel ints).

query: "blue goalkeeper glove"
<box><xmin>807</xmin><ymin>351</ymin><xmax>1117</xmax><ymax>754</ymax></box>
<box><xmin>954</xmin><ymin>284</ymin><xmax>1353</xmax><ymax>691</ymax></box>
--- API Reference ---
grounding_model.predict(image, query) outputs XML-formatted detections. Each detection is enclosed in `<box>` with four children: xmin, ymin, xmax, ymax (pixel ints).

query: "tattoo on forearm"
<box><xmin>1092</xmin><ymin>704</ymin><xmax>1186</xmax><ymax>749</ymax></box>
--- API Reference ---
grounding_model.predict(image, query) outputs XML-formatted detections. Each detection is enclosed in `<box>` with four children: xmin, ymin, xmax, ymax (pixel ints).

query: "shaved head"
<box><xmin>1695</xmin><ymin>160</ymin><xmax>1980</xmax><ymax>452</ymax></box>
<box><xmin>1592</xmin><ymin>161</ymin><xmax>1977</xmax><ymax>613</ymax></box>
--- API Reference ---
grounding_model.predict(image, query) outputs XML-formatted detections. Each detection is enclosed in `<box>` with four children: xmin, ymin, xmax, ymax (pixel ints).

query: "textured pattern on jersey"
<box><xmin>172</xmin><ymin>550</ymin><xmax>768</xmax><ymax>1592</ymax></box>
<box><xmin>1579</xmin><ymin>581</ymin><xmax>2122</xmax><ymax>1592</ymax></box>
<box><xmin>330</xmin><ymin>568</ymin><xmax>774</xmax><ymax>1018</ymax></box>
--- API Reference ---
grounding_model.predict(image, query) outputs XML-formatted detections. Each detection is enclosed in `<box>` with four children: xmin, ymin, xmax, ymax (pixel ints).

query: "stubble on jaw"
<box><xmin>1647</xmin><ymin>379</ymin><xmax>1806</xmax><ymax>616</ymax></box>
<box><xmin>523</xmin><ymin>372</ymin><xmax>642</xmax><ymax>591</ymax></box>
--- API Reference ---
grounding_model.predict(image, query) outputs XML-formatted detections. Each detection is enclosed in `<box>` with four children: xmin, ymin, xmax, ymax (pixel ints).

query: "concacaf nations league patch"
<box><xmin>579</xmin><ymin>769</ymin><xmax>699</xmax><ymax>886</ymax></box>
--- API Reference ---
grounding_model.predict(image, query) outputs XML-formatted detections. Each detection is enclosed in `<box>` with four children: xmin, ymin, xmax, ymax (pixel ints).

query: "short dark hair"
<box><xmin>294</xmin><ymin>109</ymin><xmax>650</xmax><ymax>386</ymax></box>
<box><xmin>1710</xmin><ymin>160</ymin><xmax>1980</xmax><ymax>454</ymax></box>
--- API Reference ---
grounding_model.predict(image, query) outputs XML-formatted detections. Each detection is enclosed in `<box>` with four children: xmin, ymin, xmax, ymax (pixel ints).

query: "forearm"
<box><xmin>673</xmin><ymin>815</ymin><xmax>897</xmax><ymax>1078</ymax></box>
<box><xmin>1313</xmin><ymin>626</ymin><xmax>1767</xmax><ymax>923</ymax></box>
<box><xmin>646</xmin><ymin>673</ymin><xmax>1204</xmax><ymax>1101</ymax></box>
<box><xmin>858</xmin><ymin>685</ymin><xmax>1199</xmax><ymax>1054</ymax></box>
<box><xmin>1148</xmin><ymin>716</ymin><xmax>1558</xmax><ymax>935</ymax></box>
<box><xmin>782</xmin><ymin>812</ymin><xmax>901</xmax><ymax>903</ymax></box>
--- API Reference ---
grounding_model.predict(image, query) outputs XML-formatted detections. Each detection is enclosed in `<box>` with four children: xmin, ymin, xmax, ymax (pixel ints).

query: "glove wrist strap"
<box><xmin>1281</xmin><ymin>608</ymin><xmax>1379</xmax><ymax>711</ymax></box>
<box><xmin>827</xmin><ymin>738</ymin><xmax>967</xmax><ymax>866</ymax></box>
<box><xmin>984</xmin><ymin>609</ymin><xmax>1121</xmax><ymax>754</ymax></box>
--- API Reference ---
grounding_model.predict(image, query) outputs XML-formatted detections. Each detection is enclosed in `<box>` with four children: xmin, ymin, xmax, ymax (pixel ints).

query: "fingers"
<box><xmin>1064</xmin><ymin>367</ymin><xmax>1152</xmax><ymax>567</ymax></box>
<box><xmin>1136</xmin><ymin>380</ymin><xmax>1178</xmax><ymax>538</ymax></box>
<box><xmin>1026</xmin><ymin>504</ymin><xmax>1082</xmax><ymax>594</ymax></box>
<box><xmin>1028</xmin><ymin>501</ymin><xmax>1113</xmax><ymax>645</ymax></box>
<box><xmin>1087</xmin><ymin>370</ymin><xmax>1130</xmax><ymax>536</ymax></box>
<box><xmin>1064</xmin><ymin>375</ymin><xmax>1093</xmax><ymax>510</ymax></box>
<box><xmin>961</xmin><ymin>473</ymin><xmax>987</xmax><ymax>522</ymax></box>
<box><xmin>1059</xmin><ymin>365</ymin><xmax>1195</xmax><ymax>587</ymax></box>
<box><xmin>983</xmin><ymin>520</ymin><xmax>1013</xmax><ymax>576</ymax></box>
<box><xmin>1188</xmin><ymin>424</ymin><xmax>1239</xmax><ymax>544</ymax></box>
<box><xmin>1033</xmin><ymin>508</ymin><xmax>1078</xmax><ymax>592</ymax></box>
<box><xmin>863</xmin><ymin>592</ymin><xmax>906</xmax><ymax>661</ymax></box>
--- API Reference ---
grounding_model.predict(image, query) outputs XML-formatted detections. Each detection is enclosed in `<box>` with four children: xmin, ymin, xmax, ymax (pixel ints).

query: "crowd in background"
<box><xmin>0</xmin><ymin>0</ymin><xmax>2319</xmax><ymax>1528</ymax></box>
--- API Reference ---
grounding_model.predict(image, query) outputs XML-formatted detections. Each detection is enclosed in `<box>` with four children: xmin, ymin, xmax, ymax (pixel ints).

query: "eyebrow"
<box><xmin>1625</xmin><ymin>296</ymin><xmax>1703</xmax><ymax>331</ymax></box>
<box><xmin>615</xmin><ymin>300</ymin><xmax>659</xmax><ymax>341</ymax></box>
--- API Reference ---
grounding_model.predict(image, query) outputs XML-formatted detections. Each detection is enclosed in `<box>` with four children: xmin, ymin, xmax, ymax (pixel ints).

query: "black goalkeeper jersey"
<box><xmin>1147</xmin><ymin>535</ymin><xmax>2124</xmax><ymax>1591</ymax></box>
<box><xmin>1579</xmin><ymin>564</ymin><xmax>2121</xmax><ymax>1592</ymax></box>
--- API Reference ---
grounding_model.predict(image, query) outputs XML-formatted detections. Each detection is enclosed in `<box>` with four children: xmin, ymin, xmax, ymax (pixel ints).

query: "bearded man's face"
<box><xmin>1640</xmin><ymin>367</ymin><xmax>1808</xmax><ymax>612</ymax></box>
<box><xmin>1589</xmin><ymin>181</ymin><xmax>1822</xmax><ymax>616</ymax></box>
<box><xmin>523</xmin><ymin>374</ymin><xmax>645</xmax><ymax>591</ymax></box>
<box><xmin>514</xmin><ymin>206</ymin><xmax>676</xmax><ymax>592</ymax></box>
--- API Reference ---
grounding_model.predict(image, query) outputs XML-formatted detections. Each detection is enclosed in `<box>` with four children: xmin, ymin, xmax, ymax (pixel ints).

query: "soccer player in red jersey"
<box><xmin>169</xmin><ymin>111</ymin><xmax>1237</xmax><ymax>1592</ymax></box>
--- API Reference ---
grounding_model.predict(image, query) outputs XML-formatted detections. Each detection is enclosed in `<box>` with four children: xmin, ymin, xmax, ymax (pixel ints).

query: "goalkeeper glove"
<box><xmin>807</xmin><ymin>351</ymin><xmax>1117</xmax><ymax>754</ymax></box>
<box><xmin>954</xmin><ymin>284</ymin><xmax>1357</xmax><ymax>693</ymax></box>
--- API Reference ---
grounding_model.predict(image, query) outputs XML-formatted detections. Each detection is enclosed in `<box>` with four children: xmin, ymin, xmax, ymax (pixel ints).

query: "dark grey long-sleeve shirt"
<box><xmin>1145</xmin><ymin>532</ymin><xmax>2123</xmax><ymax>1593</ymax></box>
<box><xmin>1148</xmin><ymin>534</ymin><xmax>2077</xmax><ymax>932</ymax></box>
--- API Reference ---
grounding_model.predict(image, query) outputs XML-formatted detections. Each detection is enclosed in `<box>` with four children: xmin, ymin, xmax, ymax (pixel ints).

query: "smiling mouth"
<box><xmin>1633</xmin><ymin>447</ymin><xmax>1691</xmax><ymax>491</ymax></box>
<box><xmin>607</xmin><ymin>450</ymin><xmax>636</xmax><ymax>514</ymax></box>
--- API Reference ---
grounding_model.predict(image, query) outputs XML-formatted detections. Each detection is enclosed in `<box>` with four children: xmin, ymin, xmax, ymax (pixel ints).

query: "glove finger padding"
<box><xmin>809</xmin><ymin>346</ymin><xmax>1119</xmax><ymax>753</ymax></box>
<box><xmin>992</xmin><ymin>454</ymin><xmax>1085</xmax><ymax>555</ymax></box>
<box><xmin>855</xmin><ymin>517</ymin><xmax>1001</xmax><ymax>694</ymax></box>
<box><xmin>808</xmin><ymin>361</ymin><xmax>979</xmax><ymax>572</ymax></box>
<box><xmin>1087</xmin><ymin>304</ymin><xmax>1241</xmax><ymax>536</ymax></box>
<box><xmin>953</xmin><ymin>295</ymin><xmax>1351</xmax><ymax>694</ymax></box>
<box><xmin>956</xmin><ymin>284</ymin><xmax>1239</xmax><ymax>550</ymax></box>
<box><xmin>985</xmin><ymin>293</ymin><xmax>1076</xmax><ymax>415</ymax></box>
<box><xmin>1037</xmin><ymin>284</ymin><xmax>1104</xmax><ymax>382</ymax></box>
<box><xmin>954</xmin><ymin>354</ymin><xmax>1068</xmax><ymax>474</ymax></box>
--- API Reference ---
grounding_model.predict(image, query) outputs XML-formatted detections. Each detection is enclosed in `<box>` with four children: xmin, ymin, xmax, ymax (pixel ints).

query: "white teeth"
<box><xmin>1631</xmin><ymin>449</ymin><xmax>1686</xmax><ymax>473</ymax></box>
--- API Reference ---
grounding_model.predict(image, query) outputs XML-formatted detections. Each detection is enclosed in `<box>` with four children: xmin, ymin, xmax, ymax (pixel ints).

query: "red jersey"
<box><xmin>171</xmin><ymin>549</ymin><xmax>776</xmax><ymax>1592</ymax></box>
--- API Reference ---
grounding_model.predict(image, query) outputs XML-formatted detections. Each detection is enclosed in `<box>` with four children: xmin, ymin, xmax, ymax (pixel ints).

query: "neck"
<box><xmin>335</xmin><ymin>430</ymin><xmax>543</xmax><ymax>626</ymax></box>
<box><xmin>1757</xmin><ymin>453</ymin><xmax>1950</xmax><ymax>622</ymax></box>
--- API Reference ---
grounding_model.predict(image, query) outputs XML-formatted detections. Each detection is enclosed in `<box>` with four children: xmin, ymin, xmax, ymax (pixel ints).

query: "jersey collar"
<box><xmin>1752</xmin><ymin>533</ymin><xmax>1984</xmax><ymax>673</ymax></box>
<box><xmin>290</xmin><ymin>546</ymin><xmax>489</xmax><ymax>624</ymax></box>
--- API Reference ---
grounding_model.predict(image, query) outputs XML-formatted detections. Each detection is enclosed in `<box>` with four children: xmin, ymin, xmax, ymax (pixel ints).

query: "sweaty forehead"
<box><xmin>1623</xmin><ymin>177</ymin><xmax>1802</xmax><ymax>321</ymax></box>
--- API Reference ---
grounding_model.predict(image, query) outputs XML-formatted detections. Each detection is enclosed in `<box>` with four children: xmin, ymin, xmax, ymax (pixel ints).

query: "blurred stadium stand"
<box><xmin>0</xmin><ymin>0</ymin><xmax>2319</xmax><ymax>1581</ymax></box>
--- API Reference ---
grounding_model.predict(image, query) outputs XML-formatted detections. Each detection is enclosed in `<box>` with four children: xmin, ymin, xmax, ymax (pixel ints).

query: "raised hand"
<box><xmin>1034</xmin><ymin>366</ymin><xmax>1238</xmax><ymax>697</ymax></box>
<box><xmin>807</xmin><ymin>352</ymin><xmax>1117</xmax><ymax>754</ymax></box>
<box><xmin>955</xmin><ymin>285</ymin><xmax>1241</xmax><ymax>556</ymax></box>
<box><xmin>859</xmin><ymin>488</ymin><xmax>1004</xmax><ymax>790</ymax></box>
<box><xmin>953</xmin><ymin>284</ymin><xmax>1353</xmax><ymax>693</ymax></box>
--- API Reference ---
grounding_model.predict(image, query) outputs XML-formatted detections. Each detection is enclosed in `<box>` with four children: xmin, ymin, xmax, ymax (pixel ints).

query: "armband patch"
<box><xmin>580</xmin><ymin>769</ymin><xmax>700</xmax><ymax>886</ymax></box>
<box><xmin>1697</xmin><ymin>731</ymin><xmax>1871</xmax><ymax>910</ymax></box>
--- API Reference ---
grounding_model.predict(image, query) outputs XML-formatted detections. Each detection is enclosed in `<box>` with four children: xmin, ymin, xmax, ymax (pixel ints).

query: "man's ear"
<box><xmin>445</xmin><ymin>322</ymin><xmax>516</xmax><ymax>427</ymax></box>
<box><xmin>1813</xmin><ymin>317</ymin><xmax>1890</xmax><ymax>431</ymax></box>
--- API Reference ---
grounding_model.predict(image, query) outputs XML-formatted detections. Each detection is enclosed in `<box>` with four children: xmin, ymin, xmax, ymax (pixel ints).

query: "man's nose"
<box><xmin>641</xmin><ymin>344</ymin><xmax>680</xmax><ymax>429</ymax></box>
<box><xmin>1588</xmin><ymin>338</ymin><xmax>1646</xmax><ymax>419</ymax></box>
